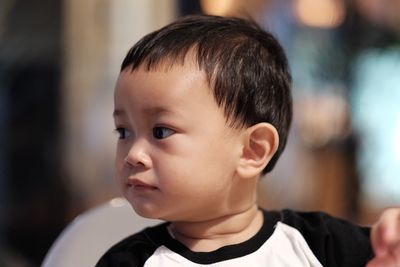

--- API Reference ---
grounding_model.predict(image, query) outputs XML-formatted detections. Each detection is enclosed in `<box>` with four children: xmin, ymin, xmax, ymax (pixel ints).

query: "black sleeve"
<box><xmin>280</xmin><ymin>210</ymin><xmax>374</xmax><ymax>267</ymax></box>
<box><xmin>95</xmin><ymin>231</ymin><xmax>158</xmax><ymax>267</ymax></box>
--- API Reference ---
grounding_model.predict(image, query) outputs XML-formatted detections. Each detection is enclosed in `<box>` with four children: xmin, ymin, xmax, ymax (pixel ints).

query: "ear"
<box><xmin>236</xmin><ymin>123</ymin><xmax>279</xmax><ymax>179</ymax></box>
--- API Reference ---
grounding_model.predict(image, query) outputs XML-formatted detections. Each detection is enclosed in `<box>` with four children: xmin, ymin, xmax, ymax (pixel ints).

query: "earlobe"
<box><xmin>237</xmin><ymin>123</ymin><xmax>279</xmax><ymax>179</ymax></box>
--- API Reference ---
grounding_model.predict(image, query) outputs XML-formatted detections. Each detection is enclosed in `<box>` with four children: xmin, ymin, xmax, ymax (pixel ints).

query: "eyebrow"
<box><xmin>113</xmin><ymin>109</ymin><xmax>125</xmax><ymax>118</ymax></box>
<box><xmin>113</xmin><ymin>106</ymin><xmax>178</xmax><ymax>118</ymax></box>
<box><xmin>142</xmin><ymin>106</ymin><xmax>172</xmax><ymax>116</ymax></box>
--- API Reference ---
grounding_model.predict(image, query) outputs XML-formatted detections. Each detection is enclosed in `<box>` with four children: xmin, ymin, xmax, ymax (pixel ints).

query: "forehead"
<box><xmin>113</xmin><ymin>63</ymin><xmax>220</xmax><ymax>119</ymax></box>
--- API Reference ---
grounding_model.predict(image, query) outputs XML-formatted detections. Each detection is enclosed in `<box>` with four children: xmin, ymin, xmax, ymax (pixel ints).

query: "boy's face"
<box><xmin>113</xmin><ymin>62</ymin><xmax>246</xmax><ymax>222</ymax></box>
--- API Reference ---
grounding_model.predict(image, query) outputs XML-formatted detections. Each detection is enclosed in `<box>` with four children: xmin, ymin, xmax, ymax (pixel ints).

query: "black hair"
<box><xmin>120</xmin><ymin>15</ymin><xmax>292</xmax><ymax>174</ymax></box>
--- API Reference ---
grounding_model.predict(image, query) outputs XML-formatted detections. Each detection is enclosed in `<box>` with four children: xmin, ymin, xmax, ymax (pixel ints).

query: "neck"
<box><xmin>169</xmin><ymin>204</ymin><xmax>263</xmax><ymax>252</ymax></box>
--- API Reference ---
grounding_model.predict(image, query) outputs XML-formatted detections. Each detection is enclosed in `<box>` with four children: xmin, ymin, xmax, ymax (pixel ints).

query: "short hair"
<box><xmin>121</xmin><ymin>15</ymin><xmax>292</xmax><ymax>174</ymax></box>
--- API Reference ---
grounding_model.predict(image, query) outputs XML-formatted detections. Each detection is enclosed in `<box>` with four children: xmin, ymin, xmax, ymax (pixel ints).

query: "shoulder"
<box><xmin>270</xmin><ymin>209</ymin><xmax>373</xmax><ymax>267</ymax></box>
<box><xmin>278</xmin><ymin>209</ymin><xmax>370</xmax><ymax>235</ymax></box>
<box><xmin>277</xmin><ymin>209</ymin><xmax>371</xmax><ymax>245</ymax></box>
<box><xmin>95</xmin><ymin>222</ymin><xmax>169</xmax><ymax>267</ymax></box>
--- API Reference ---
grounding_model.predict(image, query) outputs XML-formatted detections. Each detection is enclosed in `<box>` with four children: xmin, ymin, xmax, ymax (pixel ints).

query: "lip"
<box><xmin>127</xmin><ymin>178</ymin><xmax>157</xmax><ymax>191</ymax></box>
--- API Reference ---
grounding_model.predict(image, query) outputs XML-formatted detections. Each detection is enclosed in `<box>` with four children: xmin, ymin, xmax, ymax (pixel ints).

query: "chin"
<box><xmin>131</xmin><ymin>203</ymin><xmax>165</xmax><ymax>220</ymax></box>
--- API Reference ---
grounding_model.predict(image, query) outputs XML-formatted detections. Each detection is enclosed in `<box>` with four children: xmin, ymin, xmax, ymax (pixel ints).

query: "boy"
<box><xmin>97</xmin><ymin>15</ymin><xmax>400</xmax><ymax>266</ymax></box>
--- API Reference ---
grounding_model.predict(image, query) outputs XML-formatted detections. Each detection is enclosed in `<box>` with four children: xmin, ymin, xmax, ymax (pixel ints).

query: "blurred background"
<box><xmin>0</xmin><ymin>0</ymin><xmax>399</xmax><ymax>265</ymax></box>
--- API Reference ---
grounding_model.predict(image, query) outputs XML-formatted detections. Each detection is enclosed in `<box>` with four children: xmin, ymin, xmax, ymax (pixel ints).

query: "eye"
<box><xmin>153</xmin><ymin>126</ymin><xmax>175</xmax><ymax>139</ymax></box>
<box><xmin>115</xmin><ymin>127</ymin><xmax>131</xmax><ymax>139</ymax></box>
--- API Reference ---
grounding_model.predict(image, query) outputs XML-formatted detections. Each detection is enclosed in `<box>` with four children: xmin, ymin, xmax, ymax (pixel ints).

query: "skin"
<box><xmin>367</xmin><ymin>208</ymin><xmax>400</xmax><ymax>267</ymax></box>
<box><xmin>113</xmin><ymin>58</ymin><xmax>278</xmax><ymax>252</ymax></box>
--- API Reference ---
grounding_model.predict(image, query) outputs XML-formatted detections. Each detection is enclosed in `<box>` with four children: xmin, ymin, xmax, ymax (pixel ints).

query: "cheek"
<box><xmin>155</xmin><ymin>149</ymin><xmax>233</xmax><ymax>192</ymax></box>
<box><xmin>115</xmin><ymin>141</ymin><xmax>131</xmax><ymax>164</ymax></box>
<box><xmin>114</xmin><ymin>145</ymin><xmax>127</xmax><ymax>181</ymax></box>
<box><xmin>164</xmin><ymin>135</ymin><xmax>237</xmax><ymax>172</ymax></box>
<box><xmin>201</xmin><ymin>138</ymin><xmax>238</xmax><ymax>171</ymax></box>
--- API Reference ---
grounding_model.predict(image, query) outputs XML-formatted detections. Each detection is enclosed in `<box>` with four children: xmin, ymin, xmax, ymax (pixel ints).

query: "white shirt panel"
<box><xmin>144</xmin><ymin>222</ymin><xmax>323</xmax><ymax>267</ymax></box>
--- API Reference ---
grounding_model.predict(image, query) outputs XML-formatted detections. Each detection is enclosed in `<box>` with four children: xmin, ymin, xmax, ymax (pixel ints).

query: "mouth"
<box><xmin>127</xmin><ymin>178</ymin><xmax>157</xmax><ymax>191</ymax></box>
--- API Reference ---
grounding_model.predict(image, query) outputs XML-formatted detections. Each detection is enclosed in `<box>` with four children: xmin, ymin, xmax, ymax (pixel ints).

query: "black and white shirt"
<box><xmin>96</xmin><ymin>209</ymin><xmax>373</xmax><ymax>266</ymax></box>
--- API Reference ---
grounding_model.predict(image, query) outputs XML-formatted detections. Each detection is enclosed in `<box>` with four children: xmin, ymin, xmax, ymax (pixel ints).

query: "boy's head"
<box><xmin>120</xmin><ymin>15</ymin><xmax>292</xmax><ymax>174</ymax></box>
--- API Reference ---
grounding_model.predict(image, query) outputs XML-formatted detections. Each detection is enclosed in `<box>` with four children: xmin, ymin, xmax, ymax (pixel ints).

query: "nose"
<box><xmin>124</xmin><ymin>139</ymin><xmax>152</xmax><ymax>169</ymax></box>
